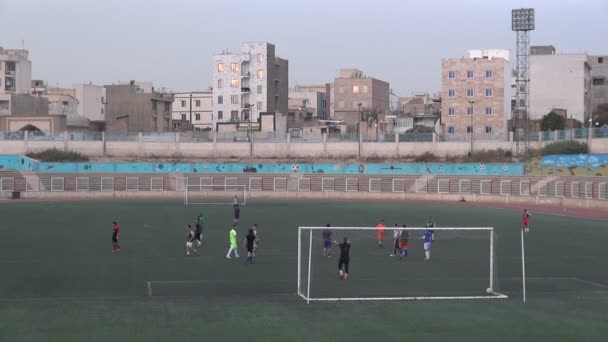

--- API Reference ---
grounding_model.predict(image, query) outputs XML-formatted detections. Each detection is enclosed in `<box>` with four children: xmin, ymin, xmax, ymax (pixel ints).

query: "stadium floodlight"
<box><xmin>512</xmin><ymin>8</ymin><xmax>535</xmax><ymax>31</ymax></box>
<box><xmin>297</xmin><ymin>226</ymin><xmax>510</xmax><ymax>304</ymax></box>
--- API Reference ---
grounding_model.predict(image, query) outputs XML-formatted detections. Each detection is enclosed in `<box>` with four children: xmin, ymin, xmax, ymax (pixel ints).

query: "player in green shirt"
<box><xmin>195</xmin><ymin>212</ymin><xmax>206</xmax><ymax>246</ymax></box>
<box><xmin>226</xmin><ymin>225</ymin><xmax>239</xmax><ymax>259</ymax></box>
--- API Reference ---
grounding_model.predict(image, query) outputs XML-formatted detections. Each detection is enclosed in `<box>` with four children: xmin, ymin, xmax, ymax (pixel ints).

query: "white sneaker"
<box><xmin>389</xmin><ymin>254</ymin><xmax>395</xmax><ymax>257</ymax></box>
<box><xmin>226</xmin><ymin>256</ymin><xmax>231</xmax><ymax>259</ymax></box>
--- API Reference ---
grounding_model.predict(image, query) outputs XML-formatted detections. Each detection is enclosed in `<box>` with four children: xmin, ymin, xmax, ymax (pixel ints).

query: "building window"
<box><xmin>466</xmin><ymin>71</ymin><xmax>474</xmax><ymax>79</ymax></box>
<box><xmin>362</xmin><ymin>85</ymin><xmax>368</xmax><ymax>93</ymax></box>
<box><xmin>353</xmin><ymin>85</ymin><xmax>359</xmax><ymax>93</ymax></box>
<box><xmin>218</xmin><ymin>79</ymin><xmax>223</xmax><ymax>88</ymax></box>
<box><xmin>467</xmin><ymin>126</ymin><xmax>473</xmax><ymax>133</ymax></box>
<box><xmin>231</xmin><ymin>63</ymin><xmax>239</xmax><ymax>72</ymax></box>
<box><xmin>448</xmin><ymin>89</ymin><xmax>455</xmax><ymax>98</ymax></box>
<box><xmin>257</xmin><ymin>54</ymin><xmax>263</xmax><ymax>62</ymax></box>
<box><xmin>257</xmin><ymin>85</ymin><xmax>263</xmax><ymax>94</ymax></box>
<box><xmin>352</xmin><ymin>101</ymin><xmax>359</xmax><ymax>109</ymax></box>
<box><xmin>218</xmin><ymin>96</ymin><xmax>223</xmax><ymax>104</ymax></box>
<box><xmin>593</xmin><ymin>77</ymin><xmax>606</xmax><ymax>85</ymax></box>
<box><xmin>598</xmin><ymin>57</ymin><xmax>604</xmax><ymax>64</ymax></box>
<box><xmin>448</xmin><ymin>126</ymin><xmax>455</xmax><ymax>134</ymax></box>
<box><xmin>485</xmin><ymin>88</ymin><xmax>493</xmax><ymax>97</ymax></box>
<box><xmin>231</xmin><ymin>110</ymin><xmax>239</xmax><ymax>121</ymax></box>
<box><xmin>181</xmin><ymin>100</ymin><xmax>187</xmax><ymax>107</ymax></box>
<box><xmin>257</xmin><ymin>70</ymin><xmax>264</xmax><ymax>79</ymax></box>
<box><xmin>218</xmin><ymin>111</ymin><xmax>223</xmax><ymax>120</ymax></box>
<box><xmin>230</xmin><ymin>79</ymin><xmax>239</xmax><ymax>88</ymax></box>
<box><xmin>338</xmin><ymin>101</ymin><xmax>345</xmax><ymax>108</ymax></box>
<box><xmin>217</xmin><ymin>63</ymin><xmax>224</xmax><ymax>72</ymax></box>
<box><xmin>448</xmin><ymin>107</ymin><xmax>455</xmax><ymax>116</ymax></box>
<box><xmin>339</xmin><ymin>87</ymin><xmax>344</xmax><ymax>94</ymax></box>
<box><xmin>485</xmin><ymin>126</ymin><xmax>493</xmax><ymax>134</ymax></box>
<box><xmin>467</xmin><ymin>107</ymin><xmax>474</xmax><ymax>116</ymax></box>
<box><xmin>195</xmin><ymin>100</ymin><xmax>201</xmax><ymax>107</ymax></box>
<box><xmin>361</xmin><ymin>100</ymin><xmax>368</xmax><ymax>108</ymax></box>
<box><xmin>466</xmin><ymin>89</ymin><xmax>474</xmax><ymax>97</ymax></box>
<box><xmin>231</xmin><ymin>95</ymin><xmax>239</xmax><ymax>104</ymax></box>
<box><xmin>485</xmin><ymin>107</ymin><xmax>492</xmax><ymax>116</ymax></box>
<box><xmin>485</xmin><ymin>70</ymin><xmax>493</xmax><ymax>78</ymax></box>
<box><xmin>152</xmin><ymin>101</ymin><xmax>157</xmax><ymax>111</ymax></box>
<box><xmin>257</xmin><ymin>101</ymin><xmax>262</xmax><ymax>111</ymax></box>
<box><xmin>195</xmin><ymin>114</ymin><xmax>201</xmax><ymax>121</ymax></box>
<box><xmin>181</xmin><ymin>114</ymin><xmax>186</xmax><ymax>121</ymax></box>
<box><xmin>448</xmin><ymin>71</ymin><xmax>456</xmax><ymax>79</ymax></box>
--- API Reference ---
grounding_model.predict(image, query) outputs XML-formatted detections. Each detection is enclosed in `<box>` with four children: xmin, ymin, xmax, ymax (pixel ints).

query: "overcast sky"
<box><xmin>2</xmin><ymin>0</ymin><xmax>607</xmax><ymax>95</ymax></box>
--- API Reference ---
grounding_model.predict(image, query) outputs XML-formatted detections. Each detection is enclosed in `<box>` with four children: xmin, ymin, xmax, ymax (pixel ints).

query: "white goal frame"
<box><xmin>297</xmin><ymin>226</ymin><xmax>508</xmax><ymax>304</ymax></box>
<box><xmin>184</xmin><ymin>184</ymin><xmax>247</xmax><ymax>205</ymax></box>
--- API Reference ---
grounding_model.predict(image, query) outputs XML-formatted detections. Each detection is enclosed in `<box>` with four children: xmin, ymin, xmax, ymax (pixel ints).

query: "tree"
<box><xmin>592</xmin><ymin>103</ymin><xmax>608</xmax><ymax>126</ymax></box>
<box><xmin>540</xmin><ymin>111</ymin><xmax>566</xmax><ymax>131</ymax></box>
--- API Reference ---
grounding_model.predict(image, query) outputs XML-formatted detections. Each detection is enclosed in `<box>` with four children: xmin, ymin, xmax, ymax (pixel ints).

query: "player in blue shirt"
<box><xmin>423</xmin><ymin>229</ymin><xmax>433</xmax><ymax>261</ymax></box>
<box><xmin>322</xmin><ymin>224</ymin><xmax>333</xmax><ymax>258</ymax></box>
<box><xmin>425</xmin><ymin>216</ymin><xmax>436</xmax><ymax>241</ymax></box>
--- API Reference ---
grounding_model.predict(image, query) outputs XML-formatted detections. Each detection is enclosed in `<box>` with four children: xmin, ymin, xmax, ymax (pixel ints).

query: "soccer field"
<box><xmin>1</xmin><ymin>200</ymin><xmax>607</xmax><ymax>342</ymax></box>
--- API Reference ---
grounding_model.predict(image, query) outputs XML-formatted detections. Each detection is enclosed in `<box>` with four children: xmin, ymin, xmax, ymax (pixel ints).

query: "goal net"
<box><xmin>184</xmin><ymin>184</ymin><xmax>247</xmax><ymax>205</ymax></box>
<box><xmin>297</xmin><ymin>226</ymin><xmax>507</xmax><ymax>303</ymax></box>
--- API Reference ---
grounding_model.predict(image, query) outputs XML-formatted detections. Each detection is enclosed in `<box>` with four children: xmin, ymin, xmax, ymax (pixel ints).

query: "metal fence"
<box><xmin>2</xmin><ymin>174</ymin><xmax>606</xmax><ymax>201</ymax></box>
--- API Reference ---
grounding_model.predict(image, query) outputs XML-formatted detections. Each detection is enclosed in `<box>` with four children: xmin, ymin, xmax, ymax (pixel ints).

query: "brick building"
<box><xmin>440</xmin><ymin>52</ymin><xmax>511</xmax><ymax>138</ymax></box>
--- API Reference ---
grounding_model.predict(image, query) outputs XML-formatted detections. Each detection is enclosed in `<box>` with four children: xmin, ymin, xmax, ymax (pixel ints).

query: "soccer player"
<box><xmin>197</xmin><ymin>212</ymin><xmax>206</xmax><ymax>239</ymax></box>
<box><xmin>111</xmin><ymin>221</ymin><xmax>121</xmax><ymax>253</ymax></box>
<box><xmin>233</xmin><ymin>204</ymin><xmax>241</xmax><ymax>224</ymax></box>
<box><xmin>336</xmin><ymin>237</ymin><xmax>351</xmax><ymax>280</ymax></box>
<box><xmin>390</xmin><ymin>224</ymin><xmax>401</xmax><ymax>257</ymax></box>
<box><xmin>194</xmin><ymin>223</ymin><xmax>202</xmax><ymax>246</ymax></box>
<box><xmin>185</xmin><ymin>224</ymin><xmax>197</xmax><ymax>256</ymax></box>
<box><xmin>244</xmin><ymin>228</ymin><xmax>256</xmax><ymax>264</ymax></box>
<box><xmin>426</xmin><ymin>216</ymin><xmax>436</xmax><ymax>241</ymax></box>
<box><xmin>399</xmin><ymin>225</ymin><xmax>409</xmax><ymax>260</ymax></box>
<box><xmin>423</xmin><ymin>228</ymin><xmax>433</xmax><ymax>261</ymax></box>
<box><xmin>233</xmin><ymin>195</ymin><xmax>239</xmax><ymax>207</ymax></box>
<box><xmin>376</xmin><ymin>219</ymin><xmax>386</xmax><ymax>248</ymax></box>
<box><xmin>523</xmin><ymin>209</ymin><xmax>531</xmax><ymax>233</ymax></box>
<box><xmin>252</xmin><ymin>223</ymin><xmax>260</xmax><ymax>256</ymax></box>
<box><xmin>322</xmin><ymin>224</ymin><xmax>333</xmax><ymax>258</ymax></box>
<box><xmin>226</xmin><ymin>225</ymin><xmax>239</xmax><ymax>259</ymax></box>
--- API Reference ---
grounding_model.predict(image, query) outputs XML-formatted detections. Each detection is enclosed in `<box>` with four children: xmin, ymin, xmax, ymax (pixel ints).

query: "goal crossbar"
<box><xmin>184</xmin><ymin>184</ymin><xmax>247</xmax><ymax>205</ymax></box>
<box><xmin>297</xmin><ymin>226</ymin><xmax>508</xmax><ymax>304</ymax></box>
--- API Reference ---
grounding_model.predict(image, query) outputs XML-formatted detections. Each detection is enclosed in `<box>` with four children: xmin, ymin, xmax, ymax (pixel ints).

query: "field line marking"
<box><xmin>573</xmin><ymin>278</ymin><xmax>608</xmax><ymax>289</ymax></box>
<box><xmin>0</xmin><ymin>296</ymin><xmax>139</xmax><ymax>302</ymax></box>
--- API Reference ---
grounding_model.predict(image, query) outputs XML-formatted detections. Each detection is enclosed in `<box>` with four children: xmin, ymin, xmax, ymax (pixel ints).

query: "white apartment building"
<box><xmin>73</xmin><ymin>83</ymin><xmax>106</xmax><ymax>122</ymax></box>
<box><xmin>212</xmin><ymin>42</ymin><xmax>288</xmax><ymax>129</ymax></box>
<box><xmin>529</xmin><ymin>53</ymin><xmax>591</xmax><ymax>122</ymax></box>
<box><xmin>0</xmin><ymin>48</ymin><xmax>32</xmax><ymax>95</ymax></box>
<box><xmin>172</xmin><ymin>91</ymin><xmax>213</xmax><ymax>130</ymax></box>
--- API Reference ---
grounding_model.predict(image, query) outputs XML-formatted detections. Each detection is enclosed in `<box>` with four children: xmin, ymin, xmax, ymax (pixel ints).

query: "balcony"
<box><xmin>241</xmin><ymin>87</ymin><xmax>250</xmax><ymax>93</ymax></box>
<box><xmin>241</xmin><ymin>71</ymin><xmax>250</xmax><ymax>77</ymax></box>
<box><xmin>241</xmin><ymin>103</ymin><xmax>252</xmax><ymax>109</ymax></box>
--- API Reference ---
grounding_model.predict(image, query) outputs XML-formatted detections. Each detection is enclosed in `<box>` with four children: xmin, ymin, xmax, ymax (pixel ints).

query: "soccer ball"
<box><xmin>486</xmin><ymin>288</ymin><xmax>493</xmax><ymax>293</ymax></box>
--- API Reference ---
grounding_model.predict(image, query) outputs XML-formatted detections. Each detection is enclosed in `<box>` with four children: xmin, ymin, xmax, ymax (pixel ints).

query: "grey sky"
<box><xmin>2</xmin><ymin>0</ymin><xmax>607</xmax><ymax>96</ymax></box>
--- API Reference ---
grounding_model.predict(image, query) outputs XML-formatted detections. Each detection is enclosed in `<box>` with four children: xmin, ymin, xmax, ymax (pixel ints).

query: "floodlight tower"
<box><xmin>512</xmin><ymin>8</ymin><xmax>535</xmax><ymax>156</ymax></box>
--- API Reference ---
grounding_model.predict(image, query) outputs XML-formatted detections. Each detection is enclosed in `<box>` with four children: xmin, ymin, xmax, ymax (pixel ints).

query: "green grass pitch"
<box><xmin>0</xmin><ymin>200</ymin><xmax>607</xmax><ymax>342</ymax></box>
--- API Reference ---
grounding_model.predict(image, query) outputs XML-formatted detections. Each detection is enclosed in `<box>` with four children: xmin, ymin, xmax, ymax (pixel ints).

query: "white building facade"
<box><xmin>288</xmin><ymin>87</ymin><xmax>326</xmax><ymax>119</ymax></box>
<box><xmin>172</xmin><ymin>91</ymin><xmax>213</xmax><ymax>130</ymax></box>
<box><xmin>73</xmin><ymin>83</ymin><xmax>106</xmax><ymax>122</ymax></box>
<box><xmin>530</xmin><ymin>53</ymin><xmax>591</xmax><ymax>122</ymax></box>
<box><xmin>0</xmin><ymin>48</ymin><xmax>32</xmax><ymax>95</ymax></box>
<box><xmin>212</xmin><ymin>42</ymin><xmax>288</xmax><ymax>129</ymax></box>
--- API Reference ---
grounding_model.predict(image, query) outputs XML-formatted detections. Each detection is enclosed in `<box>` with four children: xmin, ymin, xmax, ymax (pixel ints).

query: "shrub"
<box><xmin>27</xmin><ymin>148</ymin><xmax>89</xmax><ymax>162</ymax></box>
<box><xmin>414</xmin><ymin>152</ymin><xmax>440</xmax><ymax>163</ymax></box>
<box><xmin>542</xmin><ymin>141</ymin><xmax>588</xmax><ymax>156</ymax></box>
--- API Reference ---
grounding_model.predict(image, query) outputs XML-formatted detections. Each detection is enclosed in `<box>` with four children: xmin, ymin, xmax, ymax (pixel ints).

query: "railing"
<box><xmin>2</xmin><ymin>174</ymin><xmax>606</xmax><ymax>203</ymax></box>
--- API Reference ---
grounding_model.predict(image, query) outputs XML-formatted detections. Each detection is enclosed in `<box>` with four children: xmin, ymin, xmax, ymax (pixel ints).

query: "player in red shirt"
<box><xmin>112</xmin><ymin>221</ymin><xmax>121</xmax><ymax>253</ymax></box>
<box><xmin>376</xmin><ymin>219</ymin><xmax>386</xmax><ymax>248</ymax></box>
<box><xmin>523</xmin><ymin>209</ymin><xmax>531</xmax><ymax>233</ymax></box>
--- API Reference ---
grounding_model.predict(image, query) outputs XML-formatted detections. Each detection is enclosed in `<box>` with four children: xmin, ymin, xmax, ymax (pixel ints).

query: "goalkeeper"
<box><xmin>336</xmin><ymin>237</ymin><xmax>351</xmax><ymax>280</ymax></box>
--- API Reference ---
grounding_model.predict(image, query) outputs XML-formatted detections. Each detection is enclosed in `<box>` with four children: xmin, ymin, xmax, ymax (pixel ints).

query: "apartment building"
<box><xmin>590</xmin><ymin>55</ymin><xmax>608</xmax><ymax>116</ymax></box>
<box><xmin>395</xmin><ymin>93</ymin><xmax>441</xmax><ymax>133</ymax></box>
<box><xmin>441</xmin><ymin>51</ymin><xmax>511</xmax><ymax>137</ymax></box>
<box><xmin>529</xmin><ymin>48</ymin><xmax>591</xmax><ymax>123</ymax></box>
<box><xmin>212</xmin><ymin>42</ymin><xmax>288</xmax><ymax>129</ymax></box>
<box><xmin>172</xmin><ymin>91</ymin><xmax>213</xmax><ymax>131</ymax></box>
<box><xmin>104</xmin><ymin>82</ymin><xmax>173</xmax><ymax>132</ymax></box>
<box><xmin>332</xmin><ymin>69</ymin><xmax>390</xmax><ymax>126</ymax></box>
<box><xmin>288</xmin><ymin>85</ymin><xmax>326</xmax><ymax>119</ymax></box>
<box><xmin>0</xmin><ymin>48</ymin><xmax>65</xmax><ymax>134</ymax></box>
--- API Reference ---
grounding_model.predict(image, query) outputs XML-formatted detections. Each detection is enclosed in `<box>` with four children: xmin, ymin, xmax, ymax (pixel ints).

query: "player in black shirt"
<box><xmin>234</xmin><ymin>204</ymin><xmax>241</xmax><ymax>224</ymax></box>
<box><xmin>194</xmin><ymin>223</ymin><xmax>202</xmax><ymax>246</ymax></box>
<box><xmin>337</xmin><ymin>237</ymin><xmax>351</xmax><ymax>280</ymax></box>
<box><xmin>244</xmin><ymin>228</ymin><xmax>256</xmax><ymax>264</ymax></box>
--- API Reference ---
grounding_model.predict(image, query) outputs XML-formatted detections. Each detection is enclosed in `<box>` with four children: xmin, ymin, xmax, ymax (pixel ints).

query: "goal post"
<box><xmin>184</xmin><ymin>184</ymin><xmax>247</xmax><ymax>205</ymax></box>
<box><xmin>297</xmin><ymin>226</ymin><xmax>508</xmax><ymax>303</ymax></box>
